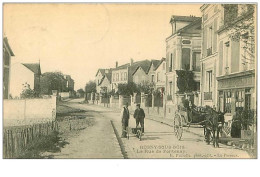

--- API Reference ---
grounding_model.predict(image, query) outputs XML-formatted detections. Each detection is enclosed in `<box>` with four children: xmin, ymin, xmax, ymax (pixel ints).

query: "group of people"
<box><xmin>120</xmin><ymin>102</ymin><xmax>145</xmax><ymax>138</ymax></box>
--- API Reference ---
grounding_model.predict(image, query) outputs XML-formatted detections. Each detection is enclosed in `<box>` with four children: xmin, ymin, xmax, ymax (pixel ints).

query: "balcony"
<box><xmin>207</xmin><ymin>47</ymin><xmax>212</xmax><ymax>57</ymax></box>
<box><xmin>204</xmin><ymin>92</ymin><xmax>212</xmax><ymax>100</ymax></box>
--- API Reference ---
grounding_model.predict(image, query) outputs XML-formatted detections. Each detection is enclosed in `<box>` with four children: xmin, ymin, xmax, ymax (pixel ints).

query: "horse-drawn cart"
<box><xmin>173</xmin><ymin>105</ymin><xmax>207</xmax><ymax>140</ymax></box>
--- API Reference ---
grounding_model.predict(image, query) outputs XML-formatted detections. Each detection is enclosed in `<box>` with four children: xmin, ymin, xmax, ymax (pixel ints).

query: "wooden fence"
<box><xmin>3</xmin><ymin>121</ymin><xmax>58</xmax><ymax>159</ymax></box>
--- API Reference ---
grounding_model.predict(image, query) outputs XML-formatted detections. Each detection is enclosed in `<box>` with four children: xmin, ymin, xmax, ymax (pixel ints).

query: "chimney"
<box><xmin>130</xmin><ymin>58</ymin><xmax>134</xmax><ymax>66</ymax></box>
<box><xmin>116</xmin><ymin>61</ymin><xmax>118</xmax><ymax>68</ymax></box>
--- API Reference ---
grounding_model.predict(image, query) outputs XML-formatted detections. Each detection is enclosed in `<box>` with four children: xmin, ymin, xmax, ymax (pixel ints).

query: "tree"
<box><xmin>40</xmin><ymin>72</ymin><xmax>68</xmax><ymax>95</ymax></box>
<box><xmin>137</xmin><ymin>81</ymin><xmax>155</xmax><ymax>94</ymax></box>
<box><xmin>85</xmin><ymin>81</ymin><xmax>96</xmax><ymax>93</ymax></box>
<box><xmin>222</xmin><ymin>4</ymin><xmax>256</xmax><ymax>65</ymax></box>
<box><xmin>176</xmin><ymin>70</ymin><xmax>197</xmax><ymax>94</ymax></box>
<box><xmin>20</xmin><ymin>83</ymin><xmax>37</xmax><ymax>99</ymax></box>
<box><xmin>117</xmin><ymin>82</ymin><xmax>139</xmax><ymax>96</ymax></box>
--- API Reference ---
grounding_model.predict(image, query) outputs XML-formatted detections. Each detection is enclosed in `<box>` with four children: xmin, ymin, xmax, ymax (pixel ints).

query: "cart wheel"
<box><xmin>174</xmin><ymin>113</ymin><xmax>183</xmax><ymax>140</ymax></box>
<box><xmin>137</xmin><ymin>130</ymin><xmax>142</xmax><ymax>141</ymax></box>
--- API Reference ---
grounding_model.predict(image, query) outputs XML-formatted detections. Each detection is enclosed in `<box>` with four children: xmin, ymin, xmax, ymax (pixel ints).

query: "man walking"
<box><xmin>134</xmin><ymin>104</ymin><xmax>145</xmax><ymax>133</ymax></box>
<box><xmin>121</xmin><ymin>102</ymin><xmax>130</xmax><ymax>138</ymax></box>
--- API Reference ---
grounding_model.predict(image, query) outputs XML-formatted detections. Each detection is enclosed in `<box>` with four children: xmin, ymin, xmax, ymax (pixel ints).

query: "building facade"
<box><xmin>3</xmin><ymin>37</ymin><xmax>15</xmax><ymax>99</ymax></box>
<box><xmin>10</xmin><ymin>63</ymin><xmax>41</xmax><ymax>98</ymax></box>
<box><xmin>154</xmin><ymin>58</ymin><xmax>166</xmax><ymax>90</ymax></box>
<box><xmin>111</xmin><ymin>59</ymin><xmax>151</xmax><ymax>92</ymax></box>
<box><xmin>165</xmin><ymin>16</ymin><xmax>202</xmax><ymax>118</ymax></box>
<box><xmin>216</xmin><ymin>4</ymin><xmax>256</xmax><ymax>115</ymax></box>
<box><xmin>200</xmin><ymin>4</ymin><xmax>221</xmax><ymax>107</ymax></box>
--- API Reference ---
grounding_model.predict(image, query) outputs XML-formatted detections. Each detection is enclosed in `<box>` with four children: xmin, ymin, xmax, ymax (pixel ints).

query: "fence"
<box><xmin>3</xmin><ymin>121</ymin><xmax>59</xmax><ymax>158</ymax></box>
<box><xmin>3</xmin><ymin>96</ymin><xmax>56</xmax><ymax>127</ymax></box>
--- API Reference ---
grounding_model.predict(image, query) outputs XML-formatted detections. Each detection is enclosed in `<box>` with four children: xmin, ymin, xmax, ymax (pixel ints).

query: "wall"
<box><xmin>133</xmin><ymin>67</ymin><xmax>149</xmax><ymax>85</ymax></box>
<box><xmin>59</xmin><ymin>92</ymin><xmax>70</xmax><ymax>99</ymax></box>
<box><xmin>3</xmin><ymin>96</ymin><xmax>56</xmax><ymax>126</ymax></box>
<box><xmin>9</xmin><ymin>63</ymin><xmax>34</xmax><ymax>98</ymax></box>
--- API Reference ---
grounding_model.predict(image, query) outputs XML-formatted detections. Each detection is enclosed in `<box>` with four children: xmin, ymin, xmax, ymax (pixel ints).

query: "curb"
<box><xmin>110</xmin><ymin>120</ymin><xmax>128</xmax><ymax>159</ymax></box>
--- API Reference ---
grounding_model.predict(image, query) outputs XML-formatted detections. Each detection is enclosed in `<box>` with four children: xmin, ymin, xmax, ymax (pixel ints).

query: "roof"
<box><xmin>147</xmin><ymin>59</ymin><xmax>162</xmax><ymax>73</ymax></box>
<box><xmin>154</xmin><ymin>58</ymin><xmax>166</xmax><ymax>71</ymax></box>
<box><xmin>112</xmin><ymin>63</ymin><xmax>130</xmax><ymax>71</ymax></box>
<box><xmin>3</xmin><ymin>37</ymin><xmax>15</xmax><ymax>56</ymax></box>
<box><xmin>170</xmin><ymin>15</ymin><xmax>201</xmax><ymax>23</ymax></box>
<box><xmin>98</xmin><ymin>72</ymin><xmax>112</xmax><ymax>86</ymax></box>
<box><xmin>177</xmin><ymin>18</ymin><xmax>202</xmax><ymax>34</ymax></box>
<box><xmin>130</xmin><ymin>60</ymin><xmax>151</xmax><ymax>76</ymax></box>
<box><xmin>22</xmin><ymin>63</ymin><xmax>41</xmax><ymax>75</ymax></box>
<box><xmin>95</xmin><ymin>68</ymin><xmax>112</xmax><ymax>77</ymax></box>
<box><xmin>166</xmin><ymin>17</ymin><xmax>202</xmax><ymax>40</ymax></box>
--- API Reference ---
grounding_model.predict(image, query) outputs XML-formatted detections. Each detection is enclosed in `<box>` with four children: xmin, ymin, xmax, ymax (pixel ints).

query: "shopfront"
<box><xmin>217</xmin><ymin>70</ymin><xmax>255</xmax><ymax>115</ymax></box>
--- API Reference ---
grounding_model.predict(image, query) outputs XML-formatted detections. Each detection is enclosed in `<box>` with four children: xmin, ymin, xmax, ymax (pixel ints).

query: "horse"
<box><xmin>204</xmin><ymin>106</ymin><xmax>224</xmax><ymax>148</ymax></box>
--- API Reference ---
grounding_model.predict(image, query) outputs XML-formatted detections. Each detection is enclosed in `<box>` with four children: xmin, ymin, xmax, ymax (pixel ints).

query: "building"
<box><xmin>111</xmin><ymin>59</ymin><xmax>150</xmax><ymax>92</ymax></box>
<box><xmin>147</xmin><ymin>59</ymin><xmax>162</xmax><ymax>84</ymax></box>
<box><xmin>165</xmin><ymin>15</ymin><xmax>202</xmax><ymax>117</ymax></box>
<box><xmin>132</xmin><ymin>60</ymin><xmax>156</xmax><ymax>85</ymax></box>
<box><xmin>10</xmin><ymin>63</ymin><xmax>41</xmax><ymax>98</ymax></box>
<box><xmin>216</xmin><ymin>4</ymin><xmax>255</xmax><ymax>114</ymax></box>
<box><xmin>97</xmin><ymin>70</ymin><xmax>112</xmax><ymax>94</ymax></box>
<box><xmin>66</xmin><ymin>75</ymin><xmax>74</xmax><ymax>91</ymax></box>
<box><xmin>154</xmin><ymin>58</ymin><xmax>166</xmax><ymax>91</ymax></box>
<box><xmin>95</xmin><ymin>68</ymin><xmax>112</xmax><ymax>93</ymax></box>
<box><xmin>200</xmin><ymin>4</ymin><xmax>222</xmax><ymax>107</ymax></box>
<box><xmin>3</xmin><ymin>37</ymin><xmax>15</xmax><ymax>99</ymax></box>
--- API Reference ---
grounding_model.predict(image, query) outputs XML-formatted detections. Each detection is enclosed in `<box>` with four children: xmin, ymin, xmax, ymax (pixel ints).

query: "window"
<box><xmin>116</xmin><ymin>73</ymin><xmax>119</xmax><ymax>81</ymax></box>
<box><xmin>169</xmin><ymin>82</ymin><xmax>173</xmax><ymax>96</ymax></box>
<box><xmin>192</xmin><ymin>52</ymin><xmax>201</xmax><ymax>71</ymax></box>
<box><xmin>224</xmin><ymin>91</ymin><xmax>232</xmax><ymax>113</ymax></box>
<box><xmin>206</xmin><ymin>70</ymin><xmax>213</xmax><ymax>92</ymax></box>
<box><xmin>151</xmin><ymin>75</ymin><xmax>154</xmax><ymax>82</ymax></box>
<box><xmin>157</xmin><ymin>72</ymin><xmax>160</xmax><ymax>82</ymax></box>
<box><xmin>169</xmin><ymin>53</ymin><xmax>173</xmax><ymax>72</ymax></box>
<box><xmin>207</xmin><ymin>26</ymin><xmax>213</xmax><ymax>56</ymax></box>
<box><xmin>224</xmin><ymin>41</ymin><xmax>230</xmax><ymax>74</ymax></box>
<box><xmin>124</xmin><ymin>72</ymin><xmax>127</xmax><ymax>81</ymax></box>
<box><xmin>235</xmin><ymin>90</ymin><xmax>245</xmax><ymax>112</ymax></box>
<box><xmin>182</xmin><ymin>48</ymin><xmax>191</xmax><ymax>70</ymax></box>
<box><xmin>121</xmin><ymin>72</ymin><xmax>123</xmax><ymax>81</ymax></box>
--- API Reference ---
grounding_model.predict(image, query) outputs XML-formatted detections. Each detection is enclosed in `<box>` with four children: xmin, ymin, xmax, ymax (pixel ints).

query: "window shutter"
<box><xmin>203</xmin><ymin>25</ymin><xmax>207</xmax><ymax>58</ymax></box>
<box><xmin>213</xmin><ymin>19</ymin><xmax>218</xmax><ymax>53</ymax></box>
<box><xmin>231</xmin><ymin>40</ymin><xmax>240</xmax><ymax>73</ymax></box>
<box><xmin>219</xmin><ymin>41</ymin><xmax>223</xmax><ymax>75</ymax></box>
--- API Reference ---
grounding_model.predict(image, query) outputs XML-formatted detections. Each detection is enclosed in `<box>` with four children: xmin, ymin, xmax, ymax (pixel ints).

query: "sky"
<box><xmin>3</xmin><ymin>3</ymin><xmax>202</xmax><ymax>90</ymax></box>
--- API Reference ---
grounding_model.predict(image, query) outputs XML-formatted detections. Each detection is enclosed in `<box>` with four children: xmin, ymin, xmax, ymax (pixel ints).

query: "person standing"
<box><xmin>121</xmin><ymin>102</ymin><xmax>130</xmax><ymax>138</ymax></box>
<box><xmin>134</xmin><ymin>104</ymin><xmax>145</xmax><ymax>133</ymax></box>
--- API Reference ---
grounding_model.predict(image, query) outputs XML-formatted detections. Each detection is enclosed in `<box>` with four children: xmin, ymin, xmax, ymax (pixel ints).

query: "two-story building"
<box><xmin>111</xmin><ymin>59</ymin><xmax>151</xmax><ymax>92</ymax></box>
<box><xmin>95</xmin><ymin>68</ymin><xmax>112</xmax><ymax>93</ymax></box>
<box><xmin>97</xmin><ymin>70</ymin><xmax>112</xmax><ymax>94</ymax></box>
<box><xmin>165</xmin><ymin>15</ymin><xmax>202</xmax><ymax>117</ymax></box>
<box><xmin>3</xmin><ymin>37</ymin><xmax>15</xmax><ymax>99</ymax></box>
<box><xmin>154</xmin><ymin>58</ymin><xmax>166</xmax><ymax>91</ymax></box>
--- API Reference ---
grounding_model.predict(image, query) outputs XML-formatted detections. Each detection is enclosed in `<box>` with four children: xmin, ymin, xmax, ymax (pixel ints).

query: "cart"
<box><xmin>131</xmin><ymin>127</ymin><xmax>143</xmax><ymax>141</ymax></box>
<box><xmin>173</xmin><ymin>105</ymin><xmax>207</xmax><ymax>140</ymax></box>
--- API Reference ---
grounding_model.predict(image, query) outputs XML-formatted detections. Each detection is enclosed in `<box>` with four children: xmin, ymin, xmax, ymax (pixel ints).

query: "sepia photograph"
<box><xmin>2</xmin><ymin>2</ymin><xmax>257</xmax><ymax>159</ymax></box>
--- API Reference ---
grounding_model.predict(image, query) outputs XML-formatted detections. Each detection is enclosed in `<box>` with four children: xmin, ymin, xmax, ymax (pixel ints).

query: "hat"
<box><xmin>136</xmin><ymin>103</ymin><xmax>140</xmax><ymax>107</ymax></box>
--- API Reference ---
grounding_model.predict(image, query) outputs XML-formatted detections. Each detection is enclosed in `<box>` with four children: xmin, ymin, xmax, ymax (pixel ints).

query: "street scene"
<box><xmin>3</xmin><ymin>4</ymin><xmax>257</xmax><ymax>159</ymax></box>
